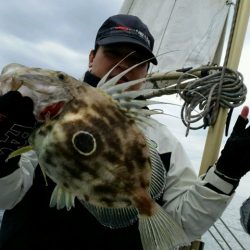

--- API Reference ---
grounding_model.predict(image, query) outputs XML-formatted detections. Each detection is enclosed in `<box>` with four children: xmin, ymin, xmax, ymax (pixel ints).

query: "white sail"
<box><xmin>120</xmin><ymin>0</ymin><xmax>230</xmax><ymax>72</ymax></box>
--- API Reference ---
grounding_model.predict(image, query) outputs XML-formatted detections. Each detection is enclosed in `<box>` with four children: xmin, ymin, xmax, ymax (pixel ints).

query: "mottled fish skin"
<box><xmin>1</xmin><ymin>63</ymin><xmax>190</xmax><ymax>250</ymax></box>
<box><xmin>32</xmin><ymin>84</ymin><xmax>152</xmax><ymax>211</ymax></box>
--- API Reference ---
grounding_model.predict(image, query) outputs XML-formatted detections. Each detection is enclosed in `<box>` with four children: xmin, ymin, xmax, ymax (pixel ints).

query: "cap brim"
<box><xmin>96</xmin><ymin>36</ymin><xmax>158</xmax><ymax>65</ymax></box>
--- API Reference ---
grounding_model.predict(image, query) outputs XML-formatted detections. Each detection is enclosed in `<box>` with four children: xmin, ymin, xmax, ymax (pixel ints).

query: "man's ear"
<box><xmin>88</xmin><ymin>50</ymin><xmax>95</xmax><ymax>68</ymax></box>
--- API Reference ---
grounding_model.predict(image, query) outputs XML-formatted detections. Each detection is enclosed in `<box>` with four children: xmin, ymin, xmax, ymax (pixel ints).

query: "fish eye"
<box><xmin>58</xmin><ymin>73</ymin><xmax>65</xmax><ymax>81</ymax></box>
<box><xmin>72</xmin><ymin>131</ymin><xmax>96</xmax><ymax>156</ymax></box>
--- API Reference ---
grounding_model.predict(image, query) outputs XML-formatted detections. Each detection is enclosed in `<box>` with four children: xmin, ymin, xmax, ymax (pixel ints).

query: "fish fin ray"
<box><xmin>97</xmin><ymin>51</ymin><xmax>136</xmax><ymax>88</ymax></box>
<box><xmin>132</xmin><ymin>113</ymin><xmax>162</xmax><ymax>130</ymax></box>
<box><xmin>145</xmin><ymin>137</ymin><xmax>166</xmax><ymax>199</ymax></box>
<box><xmin>104</xmin><ymin>78</ymin><xmax>145</xmax><ymax>94</ymax></box>
<box><xmin>50</xmin><ymin>185</ymin><xmax>75</xmax><ymax>210</ymax></box>
<box><xmin>111</xmin><ymin>88</ymin><xmax>153</xmax><ymax>101</ymax></box>
<box><xmin>118</xmin><ymin>99</ymin><xmax>166</xmax><ymax>110</ymax></box>
<box><xmin>138</xmin><ymin>203</ymin><xmax>190</xmax><ymax>250</ymax></box>
<box><xmin>80</xmin><ymin>200</ymin><xmax>138</xmax><ymax>228</ymax></box>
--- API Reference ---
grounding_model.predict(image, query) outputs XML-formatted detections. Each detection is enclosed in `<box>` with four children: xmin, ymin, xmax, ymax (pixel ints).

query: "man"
<box><xmin>0</xmin><ymin>14</ymin><xmax>249</xmax><ymax>250</ymax></box>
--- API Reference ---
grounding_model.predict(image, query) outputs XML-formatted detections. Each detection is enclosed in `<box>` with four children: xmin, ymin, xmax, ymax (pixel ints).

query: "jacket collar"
<box><xmin>83</xmin><ymin>71</ymin><xmax>101</xmax><ymax>87</ymax></box>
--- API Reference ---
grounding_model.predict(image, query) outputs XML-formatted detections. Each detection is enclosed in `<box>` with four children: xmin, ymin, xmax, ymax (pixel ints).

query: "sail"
<box><xmin>120</xmin><ymin>0</ymin><xmax>230</xmax><ymax>73</ymax></box>
<box><xmin>120</xmin><ymin>1</ymin><xmax>250</xmax><ymax>249</ymax></box>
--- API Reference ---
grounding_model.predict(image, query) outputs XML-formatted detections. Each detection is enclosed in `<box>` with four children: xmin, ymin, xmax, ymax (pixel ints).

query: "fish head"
<box><xmin>0</xmin><ymin>63</ymin><xmax>83</xmax><ymax>120</ymax></box>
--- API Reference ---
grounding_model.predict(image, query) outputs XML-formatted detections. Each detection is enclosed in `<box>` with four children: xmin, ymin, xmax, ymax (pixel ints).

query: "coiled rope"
<box><xmin>144</xmin><ymin>65</ymin><xmax>247</xmax><ymax>135</ymax></box>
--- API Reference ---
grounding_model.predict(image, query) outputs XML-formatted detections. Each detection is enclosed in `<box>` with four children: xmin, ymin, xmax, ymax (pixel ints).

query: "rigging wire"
<box><xmin>150</xmin><ymin>0</ymin><xmax>177</xmax><ymax>75</ymax></box>
<box><xmin>207</xmin><ymin>228</ymin><xmax>225</xmax><ymax>250</ymax></box>
<box><xmin>219</xmin><ymin>218</ymin><xmax>246</xmax><ymax>249</ymax></box>
<box><xmin>213</xmin><ymin>223</ymin><xmax>233</xmax><ymax>249</ymax></box>
<box><xmin>206</xmin><ymin>216</ymin><xmax>247</xmax><ymax>250</ymax></box>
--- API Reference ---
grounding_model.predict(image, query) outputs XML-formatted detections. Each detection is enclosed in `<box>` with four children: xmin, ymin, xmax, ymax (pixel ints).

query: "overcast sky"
<box><xmin>0</xmin><ymin>0</ymin><xmax>124</xmax><ymax>77</ymax></box>
<box><xmin>0</xmin><ymin>0</ymin><xmax>249</xmax><ymax>198</ymax></box>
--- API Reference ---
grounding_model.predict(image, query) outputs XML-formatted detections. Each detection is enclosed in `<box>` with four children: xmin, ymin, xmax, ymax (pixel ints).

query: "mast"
<box><xmin>190</xmin><ymin>1</ymin><xmax>250</xmax><ymax>249</ymax></box>
<box><xmin>199</xmin><ymin>0</ymin><xmax>250</xmax><ymax>175</ymax></box>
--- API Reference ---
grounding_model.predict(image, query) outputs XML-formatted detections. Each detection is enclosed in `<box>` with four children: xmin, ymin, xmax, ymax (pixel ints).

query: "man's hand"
<box><xmin>0</xmin><ymin>91</ymin><xmax>36</xmax><ymax>165</ymax></box>
<box><xmin>216</xmin><ymin>106</ymin><xmax>250</xmax><ymax>180</ymax></box>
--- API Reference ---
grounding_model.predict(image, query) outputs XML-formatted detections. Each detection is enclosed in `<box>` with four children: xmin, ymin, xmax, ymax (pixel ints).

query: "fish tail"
<box><xmin>138</xmin><ymin>203</ymin><xmax>190</xmax><ymax>250</ymax></box>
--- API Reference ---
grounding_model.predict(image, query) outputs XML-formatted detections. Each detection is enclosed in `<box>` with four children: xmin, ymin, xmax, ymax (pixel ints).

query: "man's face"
<box><xmin>89</xmin><ymin>44</ymin><xmax>149</xmax><ymax>90</ymax></box>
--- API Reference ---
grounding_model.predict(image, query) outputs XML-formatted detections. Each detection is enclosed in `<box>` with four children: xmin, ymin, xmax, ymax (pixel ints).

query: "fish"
<box><xmin>1</xmin><ymin>63</ymin><xmax>190</xmax><ymax>250</ymax></box>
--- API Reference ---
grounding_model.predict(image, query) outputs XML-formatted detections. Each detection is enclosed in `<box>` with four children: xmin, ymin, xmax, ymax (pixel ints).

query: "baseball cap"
<box><xmin>95</xmin><ymin>14</ymin><xmax>157</xmax><ymax>65</ymax></box>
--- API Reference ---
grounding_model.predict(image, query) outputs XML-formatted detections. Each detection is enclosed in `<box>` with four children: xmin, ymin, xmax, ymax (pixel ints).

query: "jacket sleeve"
<box><xmin>0</xmin><ymin>151</ymin><xmax>38</xmax><ymax>209</ymax></box>
<box><xmin>145</xmin><ymin>124</ymin><xmax>233</xmax><ymax>241</ymax></box>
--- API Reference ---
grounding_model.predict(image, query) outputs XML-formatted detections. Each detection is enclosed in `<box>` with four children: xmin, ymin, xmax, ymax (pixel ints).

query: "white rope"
<box><xmin>144</xmin><ymin>65</ymin><xmax>247</xmax><ymax>136</ymax></box>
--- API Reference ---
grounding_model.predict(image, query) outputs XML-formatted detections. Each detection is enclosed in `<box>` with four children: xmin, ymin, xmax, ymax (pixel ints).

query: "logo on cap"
<box><xmin>114</xmin><ymin>25</ymin><xmax>151</xmax><ymax>48</ymax></box>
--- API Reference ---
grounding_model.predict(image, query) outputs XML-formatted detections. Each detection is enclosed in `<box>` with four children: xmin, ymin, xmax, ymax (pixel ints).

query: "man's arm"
<box><xmin>159</xmin><ymin>106</ymin><xmax>250</xmax><ymax>240</ymax></box>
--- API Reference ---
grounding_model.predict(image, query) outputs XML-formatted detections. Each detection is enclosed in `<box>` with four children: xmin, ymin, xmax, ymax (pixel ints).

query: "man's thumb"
<box><xmin>241</xmin><ymin>106</ymin><xmax>249</xmax><ymax>120</ymax></box>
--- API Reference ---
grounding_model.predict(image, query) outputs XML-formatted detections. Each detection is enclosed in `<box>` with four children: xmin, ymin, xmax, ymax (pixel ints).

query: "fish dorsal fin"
<box><xmin>97</xmin><ymin>51</ymin><xmax>135</xmax><ymax>88</ymax></box>
<box><xmin>101</xmin><ymin>81</ymin><xmax>165</xmax><ymax>131</ymax></box>
<box><xmin>95</xmin><ymin>55</ymin><xmax>169</xmax><ymax>132</ymax></box>
<box><xmin>97</xmin><ymin>51</ymin><xmax>154</xmax><ymax>90</ymax></box>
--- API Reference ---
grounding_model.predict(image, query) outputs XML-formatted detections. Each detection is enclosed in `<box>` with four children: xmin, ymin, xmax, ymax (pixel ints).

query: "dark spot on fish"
<box><xmin>44</xmin><ymin>149</ymin><xmax>56</xmax><ymax>167</ymax></box>
<box><xmin>124</xmin><ymin>158</ymin><xmax>136</xmax><ymax>173</ymax></box>
<box><xmin>60</xmin><ymin>162</ymin><xmax>83</xmax><ymax>180</ymax></box>
<box><xmin>76</xmin><ymin>160</ymin><xmax>100</xmax><ymax>179</ymax></box>
<box><xmin>66</xmin><ymin>99</ymin><xmax>88</xmax><ymax>113</ymax></box>
<box><xmin>84</xmin><ymin>194</ymin><xmax>89</xmax><ymax>202</ymax></box>
<box><xmin>63</xmin><ymin>182</ymin><xmax>69</xmax><ymax>188</ymax></box>
<box><xmin>139</xmin><ymin>176</ymin><xmax>149</xmax><ymax>189</ymax></box>
<box><xmin>100</xmin><ymin>198</ymin><xmax>114</xmax><ymax>207</ymax></box>
<box><xmin>88</xmin><ymin>117</ymin><xmax>122</xmax><ymax>154</ymax></box>
<box><xmin>61</xmin><ymin>157</ymin><xmax>98</xmax><ymax>181</ymax></box>
<box><xmin>127</xmin><ymin>118</ymin><xmax>134</xmax><ymax>125</ymax></box>
<box><xmin>37</xmin><ymin>124</ymin><xmax>53</xmax><ymax>137</ymax></box>
<box><xmin>129</xmin><ymin>142</ymin><xmax>148</xmax><ymax>169</ymax></box>
<box><xmin>103</xmin><ymin>152</ymin><xmax>122</xmax><ymax>165</ymax></box>
<box><xmin>91</xmin><ymin>103</ymin><xmax>128</xmax><ymax>128</ymax></box>
<box><xmin>111</xmin><ymin>108</ymin><xmax>128</xmax><ymax>125</ymax></box>
<box><xmin>134</xmin><ymin>194</ymin><xmax>153</xmax><ymax>216</ymax></box>
<box><xmin>93</xmin><ymin>184</ymin><xmax>117</xmax><ymax>196</ymax></box>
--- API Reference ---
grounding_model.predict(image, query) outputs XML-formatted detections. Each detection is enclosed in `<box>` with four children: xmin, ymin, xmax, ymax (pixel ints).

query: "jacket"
<box><xmin>0</xmin><ymin>71</ymin><xmax>233</xmax><ymax>249</ymax></box>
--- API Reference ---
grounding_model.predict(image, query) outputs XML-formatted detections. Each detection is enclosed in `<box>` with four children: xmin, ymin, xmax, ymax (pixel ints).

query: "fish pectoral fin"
<box><xmin>5</xmin><ymin>145</ymin><xmax>34</xmax><ymax>162</ymax></box>
<box><xmin>138</xmin><ymin>203</ymin><xmax>190</xmax><ymax>250</ymax></box>
<box><xmin>50</xmin><ymin>185</ymin><xmax>76</xmax><ymax>211</ymax></box>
